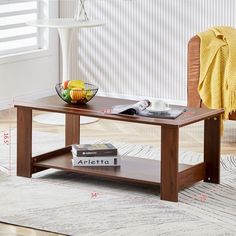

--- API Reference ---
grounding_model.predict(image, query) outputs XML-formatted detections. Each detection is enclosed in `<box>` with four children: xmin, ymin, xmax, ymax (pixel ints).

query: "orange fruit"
<box><xmin>70</xmin><ymin>88</ymin><xmax>85</xmax><ymax>101</ymax></box>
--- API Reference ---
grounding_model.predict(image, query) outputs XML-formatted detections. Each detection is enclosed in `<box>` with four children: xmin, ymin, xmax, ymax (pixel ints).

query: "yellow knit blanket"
<box><xmin>197</xmin><ymin>26</ymin><xmax>236</xmax><ymax>119</ymax></box>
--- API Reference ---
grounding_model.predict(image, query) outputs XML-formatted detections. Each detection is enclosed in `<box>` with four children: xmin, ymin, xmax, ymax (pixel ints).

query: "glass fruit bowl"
<box><xmin>55</xmin><ymin>81</ymin><xmax>98</xmax><ymax>105</ymax></box>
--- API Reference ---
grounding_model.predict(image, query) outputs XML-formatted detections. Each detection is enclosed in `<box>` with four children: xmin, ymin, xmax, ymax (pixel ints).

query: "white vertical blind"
<box><xmin>60</xmin><ymin>0</ymin><xmax>236</xmax><ymax>103</ymax></box>
<box><xmin>59</xmin><ymin>0</ymin><xmax>236</xmax><ymax>141</ymax></box>
<box><xmin>0</xmin><ymin>0</ymin><xmax>39</xmax><ymax>56</ymax></box>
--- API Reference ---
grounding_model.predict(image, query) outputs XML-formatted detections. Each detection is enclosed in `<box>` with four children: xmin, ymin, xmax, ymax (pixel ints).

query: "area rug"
<box><xmin>0</xmin><ymin>131</ymin><xmax>236</xmax><ymax>236</ymax></box>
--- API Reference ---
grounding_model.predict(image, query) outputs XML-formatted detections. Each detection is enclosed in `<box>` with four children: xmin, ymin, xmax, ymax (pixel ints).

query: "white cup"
<box><xmin>150</xmin><ymin>100</ymin><xmax>169</xmax><ymax>110</ymax></box>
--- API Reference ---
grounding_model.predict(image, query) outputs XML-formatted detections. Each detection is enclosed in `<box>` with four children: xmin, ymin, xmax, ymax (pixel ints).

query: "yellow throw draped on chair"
<box><xmin>197</xmin><ymin>26</ymin><xmax>236</xmax><ymax>119</ymax></box>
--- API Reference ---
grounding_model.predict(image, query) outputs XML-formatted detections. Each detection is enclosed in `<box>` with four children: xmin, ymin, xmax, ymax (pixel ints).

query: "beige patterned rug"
<box><xmin>0</xmin><ymin>131</ymin><xmax>236</xmax><ymax>236</ymax></box>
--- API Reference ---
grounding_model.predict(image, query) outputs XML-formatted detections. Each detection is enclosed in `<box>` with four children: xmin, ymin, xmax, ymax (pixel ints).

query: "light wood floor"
<box><xmin>0</xmin><ymin>222</ymin><xmax>64</xmax><ymax>236</ymax></box>
<box><xmin>0</xmin><ymin>108</ymin><xmax>236</xmax><ymax>235</ymax></box>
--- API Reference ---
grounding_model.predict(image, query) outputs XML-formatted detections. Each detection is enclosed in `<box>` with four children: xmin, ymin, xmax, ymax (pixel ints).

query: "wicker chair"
<box><xmin>187</xmin><ymin>35</ymin><xmax>236</xmax><ymax>119</ymax></box>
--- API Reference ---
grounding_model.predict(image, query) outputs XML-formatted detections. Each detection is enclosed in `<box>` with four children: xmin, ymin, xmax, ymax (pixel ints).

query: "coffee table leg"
<box><xmin>161</xmin><ymin>126</ymin><xmax>179</xmax><ymax>202</ymax></box>
<box><xmin>65</xmin><ymin>114</ymin><xmax>80</xmax><ymax>146</ymax></box>
<box><xmin>204</xmin><ymin>116</ymin><xmax>221</xmax><ymax>183</ymax></box>
<box><xmin>17</xmin><ymin>107</ymin><xmax>32</xmax><ymax>178</ymax></box>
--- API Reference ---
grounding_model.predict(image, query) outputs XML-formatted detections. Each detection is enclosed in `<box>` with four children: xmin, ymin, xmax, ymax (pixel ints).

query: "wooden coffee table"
<box><xmin>15</xmin><ymin>95</ymin><xmax>224</xmax><ymax>202</ymax></box>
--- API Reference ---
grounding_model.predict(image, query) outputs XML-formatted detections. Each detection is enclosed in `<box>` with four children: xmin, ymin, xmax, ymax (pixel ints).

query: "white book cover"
<box><xmin>72</xmin><ymin>155</ymin><xmax>121</xmax><ymax>167</ymax></box>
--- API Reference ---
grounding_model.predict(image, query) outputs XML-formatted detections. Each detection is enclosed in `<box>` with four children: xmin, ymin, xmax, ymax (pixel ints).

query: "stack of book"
<box><xmin>71</xmin><ymin>143</ymin><xmax>121</xmax><ymax>167</ymax></box>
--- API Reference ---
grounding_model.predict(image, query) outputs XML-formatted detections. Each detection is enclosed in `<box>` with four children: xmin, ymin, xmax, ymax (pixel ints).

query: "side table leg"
<box><xmin>17</xmin><ymin>108</ymin><xmax>32</xmax><ymax>178</ymax></box>
<box><xmin>204</xmin><ymin>116</ymin><xmax>221</xmax><ymax>183</ymax></box>
<box><xmin>161</xmin><ymin>126</ymin><xmax>179</xmax><ymax>202</ymax></box>
<box><xmin>65</xmin><ymin>114</ymin><xmax>80</xmax><ymax>146</ymax></box>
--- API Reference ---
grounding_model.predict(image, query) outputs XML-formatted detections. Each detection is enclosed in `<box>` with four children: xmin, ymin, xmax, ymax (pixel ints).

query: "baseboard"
<box><xmin>97</xmin><ymin>91</ymin><xmax>187</xmax><ymax>106</ymax></box>
<box><xmin>0</xmin><ymin>88</ymin><xmax>55</xmax><ymax>110</ymax></box>
<box><xmin>0</xmin><ymin>99</ymin><xmax>14</xmax><ymax>110</ymax></box>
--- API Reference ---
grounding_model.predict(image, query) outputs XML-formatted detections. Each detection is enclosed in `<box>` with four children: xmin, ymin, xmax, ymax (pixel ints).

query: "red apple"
<box><xmin>62</xmin><ymin>80</ymin><xmax>70</xmax><ymax>89</ymax></box>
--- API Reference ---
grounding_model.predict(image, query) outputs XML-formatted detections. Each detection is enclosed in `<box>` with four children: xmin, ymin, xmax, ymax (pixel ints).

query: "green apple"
<box><xmin>62</xmin><ymin>89</ymin><xmax>72</xmax><ymax>102</ymax></box>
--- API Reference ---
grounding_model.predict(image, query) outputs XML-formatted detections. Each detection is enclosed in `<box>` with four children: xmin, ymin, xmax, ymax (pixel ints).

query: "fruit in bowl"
<box><xmin>55</xmin><ymin>80</ymin><xmax>98</xmax><ymax>104</ymax></box>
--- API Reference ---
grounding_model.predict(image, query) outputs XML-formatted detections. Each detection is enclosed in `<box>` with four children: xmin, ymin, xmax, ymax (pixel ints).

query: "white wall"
<box><xmin>0</xmin><ymin>0</ymin><xmax>59</xmax><ymax>108</ymax></box>
<box><xmin>60</xmin><ymin>0</ymin><xmax>236</xmax><ymax>104</ymax></box>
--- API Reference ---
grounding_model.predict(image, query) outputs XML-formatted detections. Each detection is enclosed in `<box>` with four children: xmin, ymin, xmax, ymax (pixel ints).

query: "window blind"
<box><xmin>0</xmin><ymin>0</ymin><xmax>39</xmax><ymax>56</ymax></box>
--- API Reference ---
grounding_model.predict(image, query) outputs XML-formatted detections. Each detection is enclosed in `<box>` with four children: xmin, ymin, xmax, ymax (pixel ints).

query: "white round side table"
<box><xmin>28</xmin><ymin>18</ymin><xmax>104</xmax><ymax>125</ymax></box>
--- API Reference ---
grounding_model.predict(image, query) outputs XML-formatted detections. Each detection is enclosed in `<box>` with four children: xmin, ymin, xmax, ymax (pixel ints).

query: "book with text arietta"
<box><xmin>72</xmin><ymin>155</ymin><xmax>121</xmax><ymax>167</ymax></box>
<box><xmin>72</xmin><ymin>143</ymin><xmax>118</xmax><ymax>157</ymax></box>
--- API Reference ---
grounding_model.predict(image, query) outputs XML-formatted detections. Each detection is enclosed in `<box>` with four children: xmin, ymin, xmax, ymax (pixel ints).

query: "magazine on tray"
<box><xmin>103</xmin><ymin>100</ymin><xmax>186</xmax><ymax>119</ymax></box>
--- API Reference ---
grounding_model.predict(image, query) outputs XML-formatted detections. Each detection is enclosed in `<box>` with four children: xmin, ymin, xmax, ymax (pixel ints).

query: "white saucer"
<box><xmin>146</xmin><ymin>107</ymin><xmax>171</xmax><ymax>113</ymax></box>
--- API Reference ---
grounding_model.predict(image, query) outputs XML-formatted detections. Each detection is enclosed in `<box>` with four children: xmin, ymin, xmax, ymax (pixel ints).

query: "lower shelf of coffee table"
<box><xmin>33</xmin><ymin>147</ymin><xmax>191</xmax><ymax>186</ymax></box>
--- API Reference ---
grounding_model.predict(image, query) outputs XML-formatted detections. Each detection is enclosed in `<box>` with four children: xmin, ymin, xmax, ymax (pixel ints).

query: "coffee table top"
<box><xmin>14</xmin><ymin>95</ymin><xmax>224</xmax><ymax>127</ymax></box>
